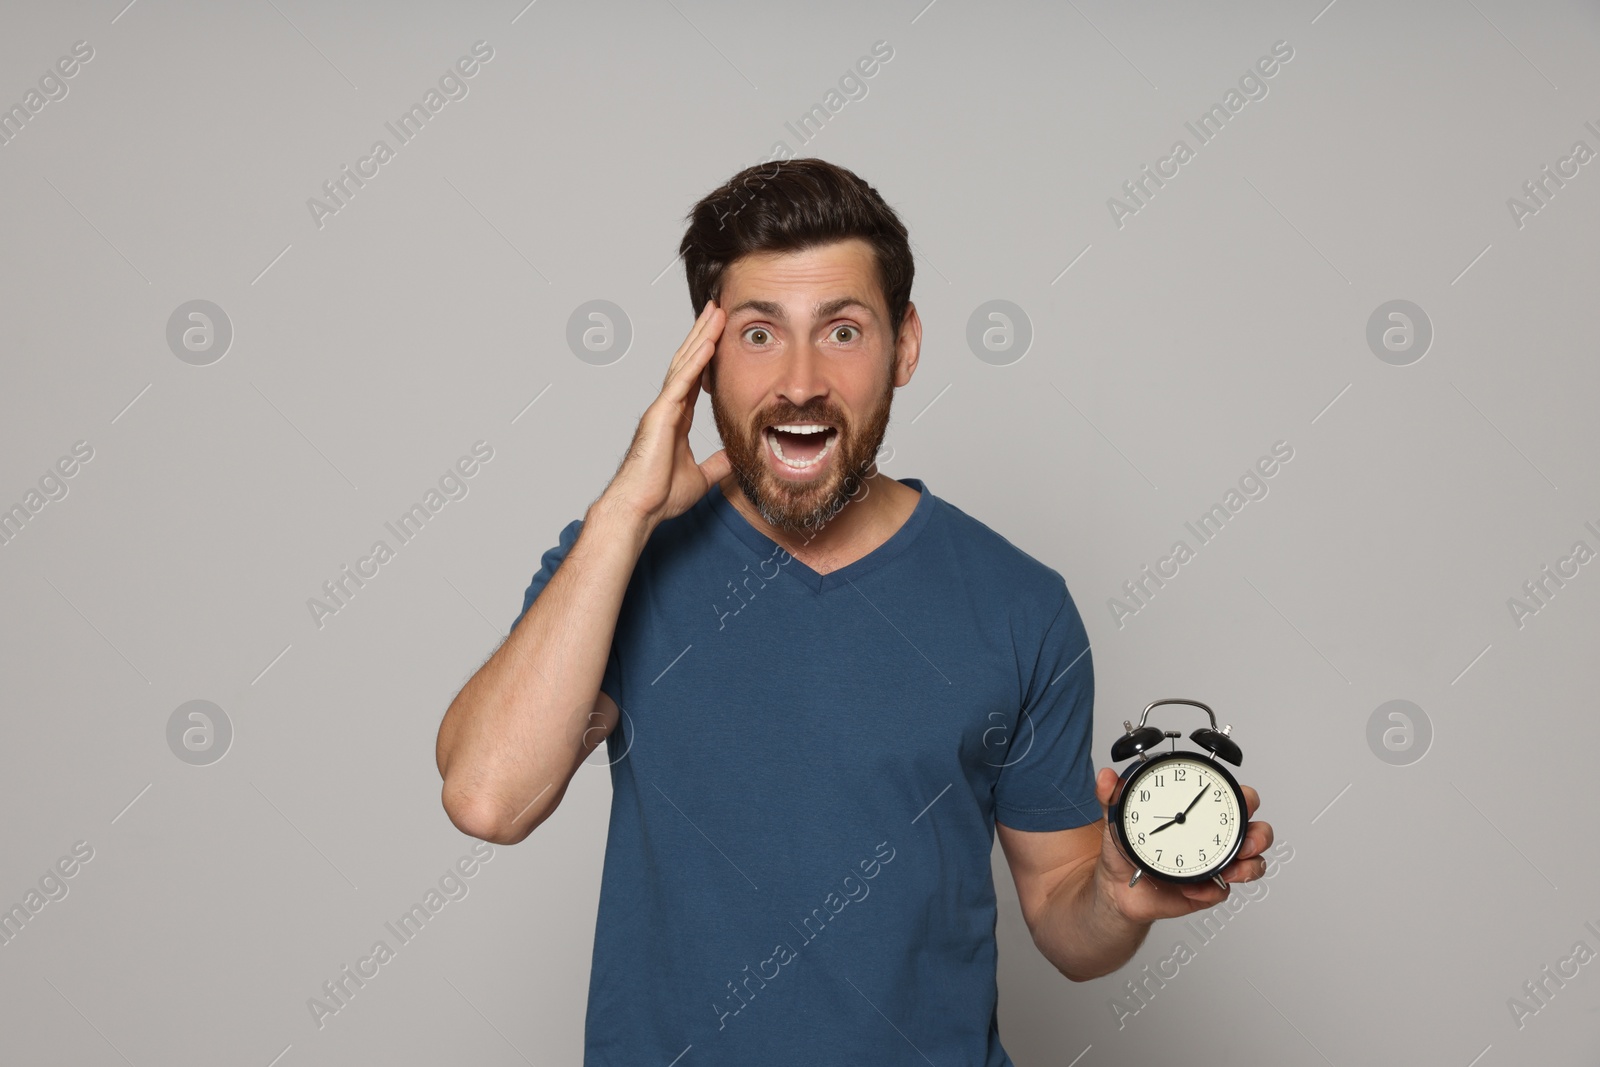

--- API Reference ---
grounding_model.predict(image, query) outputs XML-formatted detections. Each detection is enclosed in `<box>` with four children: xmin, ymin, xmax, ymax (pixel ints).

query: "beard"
<box><xmin>708</xmin><ymin>360</ymin><xmax>894</xmax><ymax>536</ymax></box>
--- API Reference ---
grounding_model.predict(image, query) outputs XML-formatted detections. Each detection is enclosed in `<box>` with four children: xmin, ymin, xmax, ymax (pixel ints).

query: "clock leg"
<box><xmin>1211</xmin><ymin>873</ymin><xmax>1227</xmax><ymax>890</ymax></box>
<box><xmin>1127</xmin><ymin>869</ymin><xmax>1143</xmax><ymax>889</ymax></box>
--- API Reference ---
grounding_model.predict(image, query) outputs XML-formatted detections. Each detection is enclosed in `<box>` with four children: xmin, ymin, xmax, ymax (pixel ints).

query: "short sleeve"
<box><xmin>993</xmin><ymin>584</ymin><xmax>1097</xmax><ymax>831</ymax></box>
<box><xmin>509</xmin><ymin>518</ymin><xmax>624</xmax><ymax>708</ymax></box>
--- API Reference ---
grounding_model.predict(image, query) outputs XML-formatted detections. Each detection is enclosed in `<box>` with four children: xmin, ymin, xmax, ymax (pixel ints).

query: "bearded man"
<box><xmin>435</xmin><ymin>157</ymin><xmax>1272</xmax><ymax>1066</ymax></box>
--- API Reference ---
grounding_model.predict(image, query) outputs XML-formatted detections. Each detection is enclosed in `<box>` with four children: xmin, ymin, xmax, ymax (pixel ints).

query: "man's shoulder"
<box><xmin>922</xmin><ymin>487</ymin><xmax>1071</xmax><ymax>608</ymax></box>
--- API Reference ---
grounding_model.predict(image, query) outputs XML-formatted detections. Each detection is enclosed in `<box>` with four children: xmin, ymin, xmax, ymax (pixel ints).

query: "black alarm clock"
<box><xmin>1107</xmin><ymin>699</ymin><xmax>1247</xmax><ymax>890</ymax></box>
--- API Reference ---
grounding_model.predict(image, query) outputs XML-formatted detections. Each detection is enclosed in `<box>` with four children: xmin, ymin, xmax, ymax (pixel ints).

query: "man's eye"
<box><xmin>744</xmin><ymin>327</ymin><xmax>771</xmax><ymax>345</ymax></box>
<box><xmin>831</xmin><ymin>325</ymin><xmax>858</xmax><ymax>343</ymax></box>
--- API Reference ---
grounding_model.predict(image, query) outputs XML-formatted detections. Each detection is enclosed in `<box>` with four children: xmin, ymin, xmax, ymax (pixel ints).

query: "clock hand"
<box><xmin>1145</xmin><ymin>782</ymin><xmax>1209</xmax><ymax>837</ymax></box>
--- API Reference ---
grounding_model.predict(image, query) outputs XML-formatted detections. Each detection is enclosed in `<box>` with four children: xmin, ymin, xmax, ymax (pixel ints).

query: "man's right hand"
<box><xmin>599</xmin><ymin>299</ymin><xmax>732</xmax><ymax>530</ymax></box>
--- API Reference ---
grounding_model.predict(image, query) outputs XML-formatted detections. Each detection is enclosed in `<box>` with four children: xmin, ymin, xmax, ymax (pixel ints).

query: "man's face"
<box><xmin>705</xmin><ymin>237</ymin><xmax>912</xmax><ymax>533</ymax></box>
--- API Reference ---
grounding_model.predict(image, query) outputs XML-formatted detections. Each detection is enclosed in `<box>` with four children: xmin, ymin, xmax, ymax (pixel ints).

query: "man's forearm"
<box><xmin>1030</xmin><ymin>859</ymin><xmax>1153</xmax><ymax>982</ymax></box>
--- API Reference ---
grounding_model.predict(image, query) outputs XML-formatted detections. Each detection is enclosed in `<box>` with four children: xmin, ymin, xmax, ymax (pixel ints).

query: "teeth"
<box><xmin>766</xmin><ymin>426</ymin><xmax>838</xmax><ymax>469</ymax></box>
<box><xmin>770</xmin><ymin>423</ymin><xmax>833</xmax><ymax>434</ymax></box>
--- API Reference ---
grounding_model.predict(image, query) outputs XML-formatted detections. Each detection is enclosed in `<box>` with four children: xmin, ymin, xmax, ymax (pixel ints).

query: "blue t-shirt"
<box><xmin>511</xmin><ymin>477</ymin><xmax>1097</xmax><ymax>1066</ymax></box>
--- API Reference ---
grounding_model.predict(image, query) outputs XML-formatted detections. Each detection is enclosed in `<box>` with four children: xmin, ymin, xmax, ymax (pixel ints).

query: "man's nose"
<box><xmin>776</xmin><ymin>335</ymin><xmax>828</xmax><ymax>411</ymax></box>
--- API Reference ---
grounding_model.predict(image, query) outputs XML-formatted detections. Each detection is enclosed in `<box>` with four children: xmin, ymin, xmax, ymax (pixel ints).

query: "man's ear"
<box><xmin>893</xmin><ymin>302</ymin><xmax>923</xmax><ymax>387</ymax></box>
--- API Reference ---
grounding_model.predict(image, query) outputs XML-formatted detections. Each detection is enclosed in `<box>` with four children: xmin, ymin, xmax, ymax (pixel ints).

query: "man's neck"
<box><xmin>718</xmin><ymin>472</ymin><xmax>919</xmax><ymax>575</ymax></box>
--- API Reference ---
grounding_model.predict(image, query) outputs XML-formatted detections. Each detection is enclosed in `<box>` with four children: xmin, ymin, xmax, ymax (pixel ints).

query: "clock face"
<box><xmin>1115</xmin><ymin>753</ymin><xmax>1245</xmax><ymax>880</ymax></box>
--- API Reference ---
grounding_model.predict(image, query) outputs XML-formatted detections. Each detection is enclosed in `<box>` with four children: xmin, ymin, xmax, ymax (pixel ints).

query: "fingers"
<box><xmin>1235</xmin><ymin>783</ymin><xmax>1268</xmax><ymax>857</ymax></box>
<box><xmin>1218</xmin><ymin>819</ymin><xmax>1273</xmax><ymax>883</ymax></box>
<box><xmin>1221</xmin><ymin>852</ymin><xmax>1270</xmax><ymax>884</ymax></box>
<box><xmin>1180</xmin><ymin>882</ymin><xmax>1230</xmax><ymax>904</ymax></box>
<box><xmin>661</xmin><ymin>313</ymin><xmax>724</xmax><ymax>426</ymax></box>
<box><xmin>1094</xmin><ymin>766</ymin><xmax>1119</xmax><ymax>809</ymax></box>
<box><xmin>658</xmin><ymin>306</ymin><xmax>712</xmax><ymax>399</ymax></box>
<box><xmin>1237</xmin><ymin>818</ymin><xmax>1273</xmax><ymax>860</ymax></box>
<box><xmin>1174</xmin><ymin>851</ymin><xmax>1267</xmax><ymax>905</ymax></box>
<box><xmin>664</xmin><ymin>299</ymin><xmax>716</xmax><ymax>382</ymax></box>
<box><xmin>698</xmin><ymin>447</ymin><xmax>732</xmax><ymax>487</ymax></box>
<box><xmin>662</xmin><ymin>300</ymin><xmax>725</xmax><ymax>398</ymax></box>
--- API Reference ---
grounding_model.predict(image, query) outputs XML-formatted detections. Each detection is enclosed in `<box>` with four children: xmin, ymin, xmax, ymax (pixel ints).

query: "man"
<box><xmin>435</xmin><ymin>158</ymin><xmax>1273</xmax><ymax>1064</ymax></box>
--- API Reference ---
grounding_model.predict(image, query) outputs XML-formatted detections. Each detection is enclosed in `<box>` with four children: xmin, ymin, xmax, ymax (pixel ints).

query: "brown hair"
<box><xmin>679</xmin><ymin>157</ymin><xmax>914</xmax><ymax>341</ymax></box>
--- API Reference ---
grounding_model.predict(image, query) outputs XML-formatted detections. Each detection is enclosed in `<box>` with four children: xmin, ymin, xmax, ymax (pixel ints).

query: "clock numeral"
<box><xmin>1213</xmin><ymin>789</ymin><xmax>1223</xmax><ymax>802</ymax></box>
<box><xmin>1153</xmin><ymin>774</ymin><xmax>1165</xmax><ymax>786</ymax></box>
<box><xmin>1218</xmin><ymin>812</ymin><xmax>1231</xmax><ymax>825</ymax></box>
<box><xmin>1174</xmin><ymin>854</ymin><xmax>1184</xmax><ymax>868</ymax></box>
<box><xmin>1198</xmin><ymin>849</ymin><xmax>1207</xmax><ymax>863</ymax></box>
<box><xmin>1138</xmin><ymin>789</ymin><xmax>1150</xmax><ymax>802</ymax></box>
<box><xmin>1129</xmin><ymin>811</ymin><xmax>1139</xmax><ymax>823</ymax></box>
<box><xmin>1137</xmin><ymin>832</ymin><xmax>1145</xmax><ymax>845</ymax></box>
<box><xmin>1213</xmin><ymin>834</ymin><xmax>1223</xmax><ymax>847</ymax></box>
<box><xmin>1174</xmin><ymin>767</ymin><xmax>1186</xmax><ymax>781</ymax></box>
<box><xmin>1153</xmin><ymin>849</ymin><xmax>1162</xmax><ymax>861</ymax></box>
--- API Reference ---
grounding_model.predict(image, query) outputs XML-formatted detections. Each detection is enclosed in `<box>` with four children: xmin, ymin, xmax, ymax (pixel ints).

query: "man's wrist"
<box><xmin>1092</xmin><ymin>858</ymin><xmax>1154</xmax><ymax>935</ymax></box>
<box><xmin>585</xmin><ymin>491</ymin><xmax>657</xmax><ymax>554</ymax></box>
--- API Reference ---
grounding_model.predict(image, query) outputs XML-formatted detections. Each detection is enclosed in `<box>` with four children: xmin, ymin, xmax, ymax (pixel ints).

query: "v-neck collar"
<box><xmin>708</xmin><ymin>477</ymin><xmax>934</xmax><ymax>593</ymax></box>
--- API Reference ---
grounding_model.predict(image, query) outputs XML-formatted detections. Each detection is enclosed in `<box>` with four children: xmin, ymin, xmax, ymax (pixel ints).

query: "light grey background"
<box><xmin>2</xmin><ymin>0</ymin><xmax>1596</xmax><ymax>1064</ymax></box>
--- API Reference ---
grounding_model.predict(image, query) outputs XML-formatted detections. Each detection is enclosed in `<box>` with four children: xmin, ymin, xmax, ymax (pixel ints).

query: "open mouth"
<box><xmin>765</xmin><ymin>423</ymin><xmax>839</xmax><ymax>471</ymax></box>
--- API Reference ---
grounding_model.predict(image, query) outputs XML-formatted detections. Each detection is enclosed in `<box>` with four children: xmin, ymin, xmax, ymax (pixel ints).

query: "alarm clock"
<box><xmin>1107</xmin><ymin>699</ymin><xmax>1247</xmax><ymax>890</ymax></box>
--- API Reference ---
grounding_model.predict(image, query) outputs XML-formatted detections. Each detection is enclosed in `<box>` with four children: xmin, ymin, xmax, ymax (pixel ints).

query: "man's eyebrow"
<box><xmin>725</xmin><ymin>297</ymin><xmax>876</xmax><ymax>321</ymax></box>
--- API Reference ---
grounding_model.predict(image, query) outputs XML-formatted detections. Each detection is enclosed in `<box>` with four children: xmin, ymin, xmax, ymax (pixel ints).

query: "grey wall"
<box><xmin>2</xmin><ymin>0</ymin><xmax>1596</xmax><ymax>1063</ymax></box>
